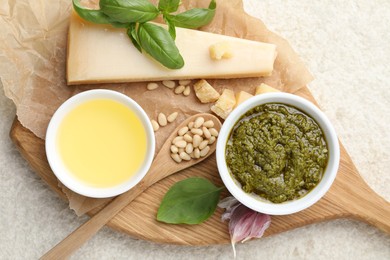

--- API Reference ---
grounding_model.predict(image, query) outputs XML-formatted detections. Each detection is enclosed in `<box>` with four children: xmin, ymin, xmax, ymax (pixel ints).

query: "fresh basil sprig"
<box><xmin>158</xmin><ymin>0</ymin><xmax>180</xmax><ymax>13</ymax></box>
<box><xmin>73</xmin><ymin>0</ymin><xmax>130</xmax><ymax>28</ymax></box>
<box><xmin>73</xmin><ymin>0</ymin><xmax>112</xmax><ymax>24</ymax></box>
<box><xmin>163</xmin><ymin>15</ymin><xmax>176</xmax><ymax>39</ymax></box>
<box><xmin>157</xmin><ymin>177</ymin><xmax>224</xmax><ymax>224</ymax></box>
<box><xmin>138</xmin><ymin>23</ymin><xmax>184</xmax><ymax>69</ymax></box>
<box><xmin>99</xmin><ymin>0</ymin><xmax>159</xmax><ymax>23</ymax></box>
<box><xmin>72</xmin><ymin>0</ymin><xmax>217</xmax><ymax>69</ymax></box>
<box><xmin>167</xmin><ymin>0</ymin><xmax>216</xmax><ymax>29</ymax></box>
<box><xmin>127</xmin><ymin>24</ymin><xmax>142</xmax><ymax>52</ymax></box>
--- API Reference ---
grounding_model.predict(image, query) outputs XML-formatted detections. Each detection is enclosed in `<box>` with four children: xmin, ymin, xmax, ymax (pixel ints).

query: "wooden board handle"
<box><xmin>345</xmin><ymin>182</ymin><xmax>390</xmax><ymax>233</ymax></box>
<box><xmin>326</xmin><ymin>144</ymin><xmax>390</xmax><ymax>234</ymax></box>
<box><xmin>357</xmin><ymin>192</ymin><xmax>390</xmax><ymax>234</ymax></box>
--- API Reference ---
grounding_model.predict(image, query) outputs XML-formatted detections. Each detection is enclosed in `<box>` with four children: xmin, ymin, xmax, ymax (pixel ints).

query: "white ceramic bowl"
<box><xmin>45</xmin><ymin>89</ymin><xmax>155</xmax><ymax>198</ymax></box>
<box><xmin>216</xmin><ymin>92</ymin><xmax>340</xmax><ymax>215</ymax></box>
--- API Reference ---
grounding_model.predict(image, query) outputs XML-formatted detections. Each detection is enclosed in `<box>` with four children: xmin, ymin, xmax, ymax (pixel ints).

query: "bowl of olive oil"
<box><xmin>45</xmin><ymin>89</ymin><xmax>155</xmax><ymax>198</ymax></box>
<box><xmin>216</xmin><ymin>92</ymin><xmax>340</xmax><ymax>215</ymax></box>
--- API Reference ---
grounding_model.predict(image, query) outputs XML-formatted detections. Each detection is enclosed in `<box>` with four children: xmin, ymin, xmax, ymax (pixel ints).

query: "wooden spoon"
<box><xmin>41</xmin><ymin>113</ymin><xmax>221</xmax><ymax>259</ymax></box>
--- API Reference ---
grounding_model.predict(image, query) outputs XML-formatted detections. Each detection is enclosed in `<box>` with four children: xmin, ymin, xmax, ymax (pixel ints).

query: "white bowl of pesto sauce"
<box><xmin>216</xmin><ymin>92</ymin><xmax>340</xmax><ymax>215</ymax></box>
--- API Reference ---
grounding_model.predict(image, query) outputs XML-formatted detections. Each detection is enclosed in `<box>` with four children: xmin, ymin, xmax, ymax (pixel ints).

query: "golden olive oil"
<box><xmin>56</xmin><ymin>99</ymin><xmax>147</xmax><ymax>188</ymax></box>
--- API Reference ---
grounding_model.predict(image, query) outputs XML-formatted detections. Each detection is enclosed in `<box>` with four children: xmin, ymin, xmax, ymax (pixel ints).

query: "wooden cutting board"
<box><xmin>10</xmin><ymin>86</ymin><xmax>390</xmax><ymax>245</ymax></box>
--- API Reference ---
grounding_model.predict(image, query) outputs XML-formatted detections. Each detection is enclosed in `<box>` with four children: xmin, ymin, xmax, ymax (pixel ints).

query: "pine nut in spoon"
<box><xmin>41</xmin><ymin>113</ymin><xmax>221</xmax><ymax>260</ymax></box>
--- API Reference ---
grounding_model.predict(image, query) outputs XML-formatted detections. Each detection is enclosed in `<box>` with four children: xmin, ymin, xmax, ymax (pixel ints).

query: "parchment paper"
<box><xmin>0</xmin><ymin>0</ymin><xmax>313</xmax><ymax>215</ymax></box>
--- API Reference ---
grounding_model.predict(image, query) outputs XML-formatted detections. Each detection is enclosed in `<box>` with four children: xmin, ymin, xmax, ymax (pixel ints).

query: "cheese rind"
<box><xmin>255</xmin><ymin>83</ymin><xmax>280</xmax><ymax>95</ymax></box>
<box><xmin>67</xmin><ymin>12</ymin><xmax>277</xmax><ymax>85</ymax></box>
<box><xmin>211</xmin><ymin>89</ymin><xmax>236</xmax><ymax>119</ymax></box>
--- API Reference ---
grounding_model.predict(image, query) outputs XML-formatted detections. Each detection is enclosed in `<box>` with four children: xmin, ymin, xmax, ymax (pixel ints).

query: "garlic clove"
<box><xmin>218</xmin><ymin>196</ymin><xmax>271</xmax><ymax>258</ymax></box>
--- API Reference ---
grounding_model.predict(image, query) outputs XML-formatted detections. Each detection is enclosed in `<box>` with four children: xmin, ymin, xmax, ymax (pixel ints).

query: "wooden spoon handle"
<box><xmin>40</xmin><ymin>155</ymin><xmax>175</xmax><ymax>260</ymax></box>
<box><xmin>40</xmin><ymin>179</ymin><xmax>148</xmax><ymax>260</ymax></box>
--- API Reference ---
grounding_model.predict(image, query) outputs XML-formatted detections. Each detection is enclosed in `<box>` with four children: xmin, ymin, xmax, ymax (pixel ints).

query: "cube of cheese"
<box><xmin>209</xmin><ymin>42</ymin><xmax>233</xmax><ymax>60</ymax></box>
<box><xmin>234</xmin><ymin>91</ymin><xmax>253</xmax><ymax>108</ymax></box>
<box><xmin>211</xmin><ymin>89</ymin><xmax>236</xmax><ymax>119</ymax></box>
<box><xmin>194</xmin><ymin>80</ymin><xmax>220</xmax><ymax>103</ymax></box>
<box><xmin>255</xmin><ymin>83</ymin><xmax>280</xmax><ymax>95</ymax></box>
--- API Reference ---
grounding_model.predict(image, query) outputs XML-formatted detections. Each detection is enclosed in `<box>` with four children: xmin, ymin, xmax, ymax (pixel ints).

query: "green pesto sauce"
<box><xmin>226</xmin><ymin>103</ymin><xmax>328</xmax><ymax>203</ymax></box>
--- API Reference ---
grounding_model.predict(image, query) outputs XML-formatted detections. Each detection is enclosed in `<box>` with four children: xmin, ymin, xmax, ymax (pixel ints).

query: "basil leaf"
<box><xmin>72</xmin><ymin>0</ymin><xmax>111</xmax><ymax>24</ymax></box>
<box><xmin>138</xmin><ymin>22</ymin><xmax>184</xmax><ymax>69</ymax></box>
<box><xmin>158</xmin><ymin>0</ymin><xmax>180</xmax><ymax>13</ymax></box>
<box><xmin>163</xmin><ymin>15</ymin><xmax>176</xmax><ymax>40</ymax></box>
<box><xmin>73</xmin><ymin>0</ymin><xmax>129</xmax><ymax>27</ymax></box>
<box><xmin>100</xmin><ymin>0</ymin><xmax>159</xmax><ymax>23</ymax></box>
<box><xmin>127</xmin><ymin>24</ymin><xmax>142</xmax><ymax>52</ymax></box>
<box><xmin>157</xmin><ymin>177</ymin><xmax>223</xmax><ymax>224</ymax></box>
<box><xmin>110</xmin><ymin>21</ymin><xmax>130</xmax><ymax>28</ymax></box>
<box><xmin>170</xmin><ymin>0</ymin><xmax>216</xmax><ymax>29</ymax></box>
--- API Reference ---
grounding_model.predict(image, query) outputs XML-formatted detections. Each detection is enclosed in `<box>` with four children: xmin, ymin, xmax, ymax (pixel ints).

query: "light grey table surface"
<box><xmin>1</xmin><ymin>0</ymin><xmax>389</xmax><ymax>259</ymax></box>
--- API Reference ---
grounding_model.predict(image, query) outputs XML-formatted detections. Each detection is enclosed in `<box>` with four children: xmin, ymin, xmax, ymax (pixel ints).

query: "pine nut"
<box><xmin>194</xmin><ymin>117</ymin><xmax>205</xmax><ymax>128</ymax></box>
<box><xmin>179</xmin><ymin>80</ymin><xmax>191</xmax><ymax>86</ymax></box>
<box><xmin>175</xmin><ymin>140</ymin><xmax>187</xmax><ymax>148</ymax></box>
<box><xmin>151</xmin><ymin>120</ymin><xmax>159</xmax><ymax>132</ymax></box>
<box><xmin>178</xmin><ymin>126</ymin><xmax>189</xmax><ymax>136</ymax></box>
<box><xmin>169</xmin><ymin>116</ymin><xmax>216</xmax><ymax>163</ymax></box>
<box><xmin>158</xmin><ymin>113</ymin><xmax>167</xmax><ymax>126</ymax></box>
<box><xmin>208</xmin><ymin>136</ymin><xmax>216</xmax><ymax>145</ymax></box>
<box><xmin>200</xmin><ymin>146</ymin><xmax>210</xmax><ymax>157</ymax></box>
<box><xmin>194</xmin><ymin>148</ymin><xmax>200</xmax><ymax>159</ymax></box>
<box><xmin>171</xmin><ymin>153</ymin><xmax>182</xmax><ymax>163</ymax></box>
<box><xmin>183</xmin><ymin>134</ymin><xmax>193</xmax><ymax>142</ymax></box>
<box><xmin>202</xmin><ymin>127</ymin><xmax>211</xmax><ymax>139</ymax></box>
<box><xmin>180</xmin><ymin>152</ymin><xmax>191</xmax><ymax>161</ymax></box>
<box><xmin>171</xmin><ymin>145</ymin><xmax>178</xmax><ymax>154</ymax></box>
<box><xmin>203</xmin><ymin>120</ymin><xmax>214</xmax><ymax>128</ymax></box>
<box><xmin>199</xmin><ymin>140</ymin><xmax>209</xmax><ymax>150</ymax></box>
<box><xmin>174</xmin><ymin>85</ymin><xmax>185</xmax><ymax>94</ymax></box>
<box><xmin>162</xmin><ymin>80</ymin><xmax>175</xmax><ymax>89</ymax></box>
<box><xmin>172</xmin><ymin>136</ymin><xmax>184</xmax><ymax>144</ymax></box>
<box><xmin>192</xmin><ymin>134</ymin><xmax>202</xmax><ymax>148</ymax></box>
<box><xmin>191</xmin><ymin>128</ymin><xmax>203</xmax><ymax>136</ymax></box>
<box><xmin>167</xmin><ymin>112</ymin><xmax>178</xmax><ymax>123</ymax></box>
<box><xmin>209</xmin><ymin>128</ymin><xmax>219</xmax><ymax>137</ymax></box>
<box><xmin>183</xmin><ymin>86</ymin><xmax>191</xmax><ymax>96</ymax></box>
<box><xmin>185</xmin><ymin>143</ymin><xmax>194</xmax><ymax>154</ymax></box>
<box><xmin>147</xmin><ymin>82</ymin><xmax>159</xmax><ymax>90</ymax></box>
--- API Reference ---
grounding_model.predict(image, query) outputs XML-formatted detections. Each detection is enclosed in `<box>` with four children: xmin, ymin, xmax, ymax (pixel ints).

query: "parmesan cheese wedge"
<box><xmin>234</xmin><ymin>91</ymin><xmax>253</xmax><ymax>108</ymax></box>
<box><xmin>67</xmin><ymin>12</ymin><xmax>277</xmax><ymax>85</ymax></box>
